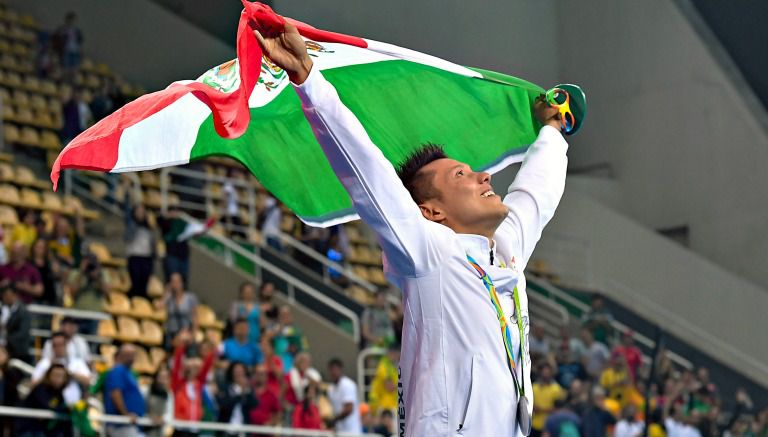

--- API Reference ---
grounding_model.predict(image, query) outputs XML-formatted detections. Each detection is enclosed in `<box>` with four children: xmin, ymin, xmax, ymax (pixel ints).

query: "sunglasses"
<box><xmin>545</xmin><ymin>88</ymin><xmax>576</xmax><ymax>134</ymax></box>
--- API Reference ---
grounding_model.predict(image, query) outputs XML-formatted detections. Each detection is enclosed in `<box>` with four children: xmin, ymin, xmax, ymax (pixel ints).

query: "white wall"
<box><xmin>273</xmin><ymin>0</ymin><xmax>561</xmax><ymax>89</ymax></box>
<box><xmin>556</xmin><ymin>0</ymin><xmax>768</xmax><ymax>289</ymax></box>
<box><xmin>9</xmin><ymin>0</ymin><xmax>235</xmax><ymax>91</ymax></box>
<box><xmin>537</xmin><ymin>188</ymin><xmax>768</xmax><ymax>386</ymax></box>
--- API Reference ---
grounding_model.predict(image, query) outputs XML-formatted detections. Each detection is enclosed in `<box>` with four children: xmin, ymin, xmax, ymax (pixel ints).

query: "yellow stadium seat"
<box><xmin>40</xmin><ymin>80</ymin><xmax>57</xmax><ymax>96</ymax></box>
<box><xmin>98</xmin><ymin>318</ymin><xmax>117</xmax><ymax>339</ymax></box>
<box><xmin>1</xmin><ymin>104</ymin><xmax>14</xmax><ymax>122</ymax></box>
<box><xmin>133</xmin><ymin>346</ymin><xmax>155</xmax><ymax>374</ymax></box>
<box><xmin>116</xmin><ymin>316</ymin><xmax>141</xmax><ymax>343</ymax></box>
<box><xmin>84</xmin><ymin>74</ymin><xmax>100</xmax><ymax>89</ymax></box>
<box><xmin>353</xmin><ymin>265</ymin><xmax>371</xmax><ymax>281</ymax></box>
<box><xmin>105</xmin><ymin>292</ymin><xmax>132</xmax><ymax>316</ymax></box>
<box><xmin>13</xmin><ymin>107</ymin><xmax>32</xmax><ymax>125</ymax></box>
<box><xmin>0</xmin><ymin>184</ymin><xmax>19</xmax><ymax>206</ymax></box>
<box><xmin>131</xmin><ymin>296</ymin><xmax>153</xmax><ymax>318</ymax></box>
<box><xmin>147</xmin><ymin>275</ymin><xmax>164</xmax><ymax>298</ymax></box>
<box><xmin>0</xmin><ymin>40</ymin><xmax>9</xmax><ymax>53</ymax></box>
<box><xmin>15</xmin><ymin>166</ymin><xmax>36</xmax><ymax>185</ymax></box>
<box><xmin>89</xmin><ymin>241</ymin><xmax>114</xmax><ymax>264</ymax></box>
<box><xmin>100</xmin><ymin>344</ymin><xmax>117</xmax><ymax>368</ymax></box>
<box><xmin>41</xmin><ymin>192</ymin><xmax>63</xmax><ymax>211</ymax></box>
<box><xmin>19</xmin><ymin>187</ymin><xmax>41</xmax><ymax>209</ymax></box>
<box><xmin>3</xmin><ymin>124</ymin><xmax>18</xmax><ymax>144</ymax></box>
<box><xmin>29</xmin><ymin>94</ymin><xmax>46</xmax><ymax>110</ymax></box>
<box><xmin>40</xmin><ymin>130</ymin><xmax>62</xmax><ymax>150</ymax></box>
<box><xmin>95</xmin><ymin>63</ymin><xmax>111</xmax><ymax>76</ymax></box>
<box><xmin>139</xmin><ymin>171</ymin><xmax>159</xmax><ymax>188</ymax></box>
<box><xmin>22</xmin><ymin>75</ymin><xmax>39</xmax><ymax>93</ymax></box>
<box><xmin>369</xmin><ymin>267</ymin><xmax>388</xmax><ymax>286</ymax></box>
<box><xmin>34</xmin><ymin>109</ymin><xmax>55</xmax><ymax>130</ymax></box>
<box><xmin>19</xmin><ymin>14</ymin><xmax>37</xmax><ymax>29</ymax></box>
<box><xmin>90</xmin><ymin>179</ymin><xmax>107</xmax><ymax>199</ymax></box>
<box><xmin>149</xmin><ymin>347</ymin><xmax>166</xmax><ymax>369</ymax></box>
<box><xmin>80</xmin><ymin>58</ymin><xmax>94</xmax><ymax>72</ymax></box>
<box><xmin>0</xmin><ymin>87</ymin><xmax>10</xmax><ymax>104</ymax></box>
<box><xmin>196</xmin><ymin>305</ymin><xmax>223</xmax><ymax>330</ymax></box>
<box><xmin>140</xmin><ymin>319</ymin><xmax>163</xmax><ymax>346</ymax></box>
<box><xmin>18</xmin><ymin>126</ymin><xmax>40</xmax><ymax>147</ymax></box>
<box><xmin>80</xmin><ymin>88</ymin><xmax>92</xmax><ymax>103</ymax></box>
<box><xmin>0</xmin><ymin>205</ymin><xmax>18</xmax><ymax>226</ymax></box>
<box><xmin>5</xmin><ymin>11</ymin><xmax>18</xmax><ymax>23</ymax></box>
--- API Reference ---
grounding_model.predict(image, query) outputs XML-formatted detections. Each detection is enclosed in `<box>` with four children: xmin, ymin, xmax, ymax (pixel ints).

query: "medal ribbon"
<box><xmin>466</xmin><ymin>254</ymin><xmax>526</xmax><ymax>397</ymax></box>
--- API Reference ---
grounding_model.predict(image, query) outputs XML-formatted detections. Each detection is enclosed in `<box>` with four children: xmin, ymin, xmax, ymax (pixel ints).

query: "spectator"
<box><xmin>260</xmin><ymin>338</ymin><xmax>284</xmax><ymax>398</ymax></box>
<box><xmin>170</xmin><ymin>332</ymin><xmax>216</xmax><ymax>431</ymax></box>
<box><xmin>216</xmin><ymin>361</ymin><xmax>259</xmax><ymax>429</ymax></box>
<box><xmin>60</xmin><ymin>88</ymin><xmax>91</xmax><ymax>145</ymax></box>
<box><xmin>31</xmin><ymin>331</ymin><xmax>91</xmax><ymax>406</ymax></box>
<box><xmin>1</xmin><ymin>285</ymin><xmax>32</xmax><ymax>363</ymax></box>
<box><xmin>90</xmin><ymin>80</ymin><xmax>116</xmax><ymax>122</ymax></box>
<box><xmin>285</xmin><ymin>352</ymin><xmax>321</xmax><ymax>406</ymax></box>
<box><xmin>361</xmin><ymin>290</ymin><xmax>394</xmax><ymax>348</ymax></box>
<box><xmin>582</xmin><ymin>329</ymin><xmax>611</xmax><ymax>381</ymax></box>
<box><xmin>228</xmin><ymin>282</ymin><xmax>260</xmax><ymax>338</ymax></box>
<box><xmin>325</xmin><ymin>234</ymin><xmax>347</xmax><ymax>287</ymax></box>
<box><xmin>124</xmin><ymin>187</ymin><xmax>156</xmax><ymax>299</ymax></box>
<box><xmin>219</xmin><ymin>318</ymin><xmax>263</xmax><ymax>367</ymax></box>
<box><xmin>48</xmin><ymin>213</ymin><xmax>84</xmax><ymax>267</ymax></box>
<box><xmin>53</xmin><ymin>12</ymin><xmax>83</xmax><ymax>83</ymax></box>
<box><xmin>9</xmin><ymin>209</ymin><xmax>37</xmax><ymax>250</ymax></box>
<box><xmin>291</xmin><ymin>382</ymin><xmax>323</xmax><ymax>430</ymax></box>
<box><xmin>600</xmin><ymin>353</ymin><xmax>634</xmax><ymax>405</ymax></box>
<box><xmin>249</xmin><ymin>363</ymin><xmax>282</xmax><ymax>426</ymax></box>
<box><xmin>565</xmin><ymin>379</ymin><xmax>589</xmax><ymax>416</ymax></box>
<box><xmin>30</xmin><ymin>238</ymin><xmax>61</xmax><ymax>306</ymax></box>
<box><xmin>18</xmin><ymin>364</ymin><xmax>72</xmax><ymax>437</ymax></box>
<box><xmin>0</xmin><ymin>243</ymin><xmax>43</xmax><ymax>304</ymax></box>
<box><xmin>66</xmin><ymin>254</ymin><xmax>108</xmax><ymax>334</ymax></box>
<box><xmin>372</xmin><ymin>409</ymin><xmax>395</xmax><ymax>437</ymax></box>
<box><xmin>259</xmin><ymin>195</ymin><xmax>282</xmax><ymax>251</ymax></box>
<box><xmin>222</xmin><ymin>173</ymin><xmax>245</xmax><ymax>239</ymax></box>
<box><xmin>557</xmin><ymin>326</ymin><xmax>586</xmax><ymax>364</ymax></box>
<box><xmin>42</xmin><ymin>317</ymin><xmax>91</xmax><ymax>364</ymax></box>
<box><xmin>612</xmin><ymin>331</ymin><xmax>642</xmax><ymax>380</ymax></box>
<box><xmin>581</xmin><ymin>294</ymin><xmax>614</xmax><ymax>344</ymax></box>
<box><xmin>555</xmin><ymin>342</ymin><xmax>587</xmax><ymax>390</ymax></box>
<box><xmin>268</xmin><ymin>305</ymin><xmax>307</xmax><ymax>372</ymax></box>
<box><xmin>665</xmin><ymin>404</ymin><xmax>703</xmax><ymax>437</ymax></box>
<box><xmin>529</xmin><ymin>324</ymin><xmax>550</xmax><ymax>361</ymax></box>
<box><xmin>259</xmin><ymin>281</ymin><xmax>278</xmax><ymax>327</ymax></box>
<box><xmin>104</xmin><ymin>344</ymin><xmax>145</xmax><ymax>437</ymax></box>
<box><xmin>327</xmin><ymin>358</ymin><xmax>362</xmax><ymax>434</ymax></box>
<box><xmin>532</xmin><ymin>363</ymin><xmax>566</xmax><ymax>436</ymax></box>
<box><xmin>164</xmin><ymin>273</ymin><xmax>198</xmax><ymax>346</ymax></box>
<box><xmin>158</xmin><ymin>206</ymin><xmax>192</xmax><ymax>283</ymax></box>
<box><xmin>145</xmin><ymin>367</ymin><xmax>170</xmax><ymax>437</ymax></box>
<box><xmin>614</xmin><ymin>404</ymin><xmax>644</xmax><ymax>437</ymax></box>
<box><xmin>368</xmin><ymin>343</ymin><xmax>400</xmax><ymax>415</ymax></box>
<box><xmin>34</xmin><ymin>33</ymin><xmax>56</xmax><ymax>80</ymax></box>
<box><xmin>581</xmin><ymin>386</ymin><xmax>616</xmax><ymax>437</ymax></box>
<box><xmin>542</xmin><ymin>398</ymin><xmax>581</xmax><ymax>437</ymax></box>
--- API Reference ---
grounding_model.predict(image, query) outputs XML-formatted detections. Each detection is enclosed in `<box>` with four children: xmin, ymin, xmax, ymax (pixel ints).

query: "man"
<box><xmin>326</xmin><ymin>358</ymin><xmax>362</xmax><ymax>433</ymax></box>
<box><xmin>67</xmin><ymin>253</ymin><xmax>109</xmax><ymax>334</ymax></box>
<box><xmin>104</xmin><ymin>344</ymin><xmax>145</xmax><ymax>437</ymax></box>
<box><xmin>580</xmin><ymin>386</ymin><xmax>616</xmax><ymax>437</ymax></box>
<box><xmin>542</xmin><ymin>399</ymin><xmax>581</xmax><ymax>437</ymax></box>
<box><xmin>369</xmin><ymin>343</ymin><xmax>400</xmax><ymax>415</ymax></box>
<box><xmin>581</xmin><ymin>295</ymin><xmax>614</xmax><ymax>344</ymax></box>
<box><xmin>284</xmin><ymin>352</ymin><xmax>322</xmax><ymax>406</ymax></box>
<box><xmin>612</xmin><ymin>331</ymin><xmax>642</xmax><ymax>380</ymax></box>
<box><xmin>0</xmin><ymin>243</ymin><xmax>43</xmax><ymax>304</ymax></box>
<box><xmin>256</xmin><ymin>21</ymin><xmax>567</xmax><ymax>436</ymax></box>
<box><xmin>532</xmin><ymin>364</ymin><xmax>566</xmax><ymax>436</ymax></box>
<box><xmin>361</xmin><ymin>290</ymin><xmax>394</xmax><ymax>348</ymax></box>
<box><xmin>158</xmin><ymin>206</ymin><xmax>192</xmax><ymax>283</ymax></box>
<box><xmin>31</xmin><ymin>331</ymin><xmax>91</xmax><ymax>405</ymax></box>
<box><xmin>249</xmin><ymin>363</ymin><xmax>282</xmax><ymax>426</ymax></box>
<box><xmin>219</xmin><ymin>318</ymin><xmax>263</xmax><ymax>366</ymax></box>
<box><xmin>581</xmin><ymin>329</ymin><xmax>610</xmax><ymax>380</ymax></box>
<box><xmin>1</xmin><ymin>285</ymin><xmax>31</xmax><ymax>363</ymax></box>
<box><xmin>42</xmin><ymin>316</ymin><xmax>92</xmax><ymax>364</ymax></box>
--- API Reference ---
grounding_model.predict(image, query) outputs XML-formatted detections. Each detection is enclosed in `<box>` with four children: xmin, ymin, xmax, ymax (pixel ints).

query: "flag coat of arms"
<box><xmin>52</xmin><ymin>1</ymin><xmax>545</xmax><ymax>226</ymax></box>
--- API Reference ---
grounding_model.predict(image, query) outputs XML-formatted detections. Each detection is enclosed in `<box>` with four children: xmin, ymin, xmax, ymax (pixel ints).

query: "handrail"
<box><xmin>356</xmin><ymin>346</ymin><xmax>385</xmax><ymax>402</ymax></box>
<box><xmin>160</xmin><ymin>166</ymin><xmax>378</xmax><ymax>293</ymax></box>
<box><xmin>526</xmin><ymin>274</ymin><xmax>693</xmax><ymax>370</ymax></box>
<box><xmin>0</xmin><ymin>406</ymin><xmax>381</xmax><ymax>437</ymax></box>
<box><xmin>186</xmin><ymin>213</ymin><xmax>360</xmax><ymax>344</ymax></box>
<box><xmin>27</xmin><ymin>304</ymin><xmax>111</xmax><ymax>321</ymax></box>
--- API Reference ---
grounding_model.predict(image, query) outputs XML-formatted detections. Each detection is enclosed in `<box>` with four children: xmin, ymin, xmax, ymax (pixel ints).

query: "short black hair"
<box><xmin>51</xmin><ymin>331</ymin><xmax>68</xmax><ymax>341</ymax></box>
<box><xmin>328</xmin><ymin>357</ymin><xmax>344</xmax><ymax>369</ymax></box>
<box><xmin>396</xmin><ymin>143</ymin><xmax>447</xmax><ymax>204</ymax></box>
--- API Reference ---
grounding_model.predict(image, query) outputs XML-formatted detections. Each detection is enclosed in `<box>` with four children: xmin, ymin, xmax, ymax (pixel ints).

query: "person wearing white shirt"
<box><xmin>41</xmin><ymin>316</ymin><xmax>92</xmax><ymax>364</ymax></box>
<box><xmin>255</xmin><ymin>22</ymin><xmax>568</xmax><ymax>437</ymax></box>
<box><xmin>32</xmin><ymin>331</ymin><xmax>92</xmax><ymax>406</ymax></box>
<box><xmin>615</xmin><ymin>405</ymin><xmax>645</xmax><ymax>437</ymax></box>
<box><xmin>327</xmin><ymin>358</ymin><xmax>362</xmax><ymax>433</ymax></box>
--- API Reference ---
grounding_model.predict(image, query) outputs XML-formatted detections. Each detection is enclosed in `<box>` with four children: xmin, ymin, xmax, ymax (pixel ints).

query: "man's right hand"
<box><xmin>253</xmin><ymin>23</ymin><xmax>313</xmax><ymax>84</ymax></box>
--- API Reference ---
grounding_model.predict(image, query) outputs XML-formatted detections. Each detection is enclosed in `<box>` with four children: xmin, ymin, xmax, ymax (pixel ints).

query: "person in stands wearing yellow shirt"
<box><xmin>48</xmin><ymin>211</ymin><xmax>84</xmax><ymax>267</ymax></box>
<box><xmin>532</xmin><ymin>363</ymin><xmax>566</xmax><ymax>436</ymax></box>
<box><xmin>368</xmin><ymin>343</ymin><xmax>400</xmax><ymax>415</ymax></box>
<box><xmin>600</xmin><ymin>352</ymin><xmax>635</xmax><ymax>407</ymax></box>
<box><xmin>9</xmin><ymin>209</ymin><xmax>37</xmax><ymax>249</ymax></box>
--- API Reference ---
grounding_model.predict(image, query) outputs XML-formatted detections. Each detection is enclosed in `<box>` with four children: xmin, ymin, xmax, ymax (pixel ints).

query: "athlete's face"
<box><xmin>417</xmin><ymin>158</ymin><xmax>508</xmax><ymax>236</ymax></box>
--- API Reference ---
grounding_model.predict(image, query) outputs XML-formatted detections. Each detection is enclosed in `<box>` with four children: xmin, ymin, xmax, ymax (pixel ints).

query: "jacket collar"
<box><xmin>457</xmin><ymin>234</ymin><xmax>497</xmax><ymax>267</ymax></box>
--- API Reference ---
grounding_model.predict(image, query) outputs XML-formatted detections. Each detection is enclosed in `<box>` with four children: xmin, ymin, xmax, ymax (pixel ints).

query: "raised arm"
<box><xmin>255</xmin><ymin>25</ymin><xmax>441</xmax><ymax>276</ymax></box>
<box><xmin>496</xmin><ymin>99</ymin><xmax>568</xmax><ymax>268</ymax></box>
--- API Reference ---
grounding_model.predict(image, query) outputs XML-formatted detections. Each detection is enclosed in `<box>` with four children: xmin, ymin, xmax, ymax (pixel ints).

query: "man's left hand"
<box><xmin>534</xmin><ymin>95</ymin><xmax>562</xmax><ymax>132</ymax></box>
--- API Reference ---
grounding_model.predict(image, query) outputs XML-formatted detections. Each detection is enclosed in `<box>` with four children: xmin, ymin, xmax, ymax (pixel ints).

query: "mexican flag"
<box><xmin>51</xmin><ymin>1</ymin><xmax>545</xmax><ymax>227</ymax></box>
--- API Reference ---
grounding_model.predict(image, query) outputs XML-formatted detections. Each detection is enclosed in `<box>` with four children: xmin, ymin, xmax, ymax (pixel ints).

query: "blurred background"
<box><xmin>0</xmin><ymin>0</ymin><xmax>763</xmax><ymax>436</ymax></box>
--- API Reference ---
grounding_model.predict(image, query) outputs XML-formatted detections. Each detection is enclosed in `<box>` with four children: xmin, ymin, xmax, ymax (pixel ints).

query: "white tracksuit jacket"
<box><xmin>295</xmin><ymin>67</ymin><xmax>568</xmax><ymax>437</ymax></box>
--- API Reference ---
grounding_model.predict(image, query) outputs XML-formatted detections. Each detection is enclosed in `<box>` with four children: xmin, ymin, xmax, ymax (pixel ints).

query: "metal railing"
<box><xmin>188</xmin><ymin>214</ymin><xmax>361</xmax><ymax>344</ymax></box>
<box><xmin>0</xmin><ymin>406</ymin><xmax>381</xmax><ymax>437</ymax></box>
<box><xmin>160</xmin><ymin>166</ymin><xmax>378</xmax><ymax>294</ymax></box>
<box><xmin>356</xmin><ymin>346</ymin><xmax>386</xmax><ymax>402</ymax></box>
<box><xmin>527</xmin><ymin>274</ymin><xmax>694</xmax><ymax>370</ymax></box>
